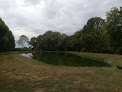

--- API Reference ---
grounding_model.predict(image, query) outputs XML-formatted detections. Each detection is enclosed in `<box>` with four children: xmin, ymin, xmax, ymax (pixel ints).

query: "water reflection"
<box><xmin>19</xmin><ymin>53</ymin><xmax>33</xmax><ymax>58</ymax></box>
<box><xmin>19</xmin><ymin>52</ymin><xmax>110</xmax><ymax>67</ymax></box>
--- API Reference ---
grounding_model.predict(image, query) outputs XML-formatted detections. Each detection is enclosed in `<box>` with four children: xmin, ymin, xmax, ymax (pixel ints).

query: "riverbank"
<box><xmin>0</xmin><ymin>52</ymin><xmax>122</xmax><ymax>92</ymax></box>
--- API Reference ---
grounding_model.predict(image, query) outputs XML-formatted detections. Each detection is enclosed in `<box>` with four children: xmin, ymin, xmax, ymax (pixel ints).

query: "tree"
<box><xmin>0</xmin><ymin>18</ymin><xmax>15</xmax><ymax>52</ymax></box>
<box><xmin>37</xmin><ymin>31</ymin><xmax>63</xmax><ymax>51</ymax></box>
<box><xmin>81</xmin><ymin>17</ymin><xmax>107</xmax><ymax>52</ymax></box>
<box><xmin>30</xmin><ymin>31</ymin><xmax>68</xmax><ymax>51</ymax></box>
<box><xmin>6</xmin><ymin>30</ymin><xmax>15</xmax><ymax>51</ymax></box>
<box><xmin>59</xmin><ymin>33</ymin><xmax>68</xmax><ymax>50</ymax></box>
<box><xmin>105</xmin><ymin>7</ymin><xmax>122</xmax><ymax>53</ymax></box>
<box><xmin>28</xmin><ymin>7</ymin><xmax>121</xmax><ymax>54</ymax></box>
<box><xmin>17</xmin><ymin>35</ymin><xmax>29</xmax><ymax>48</ymax></box>
<box><xmin>29</xmin><ymin>37</ymin><xmax>37</xmax><ymax>50</ymax></box>
<box><xmin>67</xmin><ymin>30</ymin><xmax>83</xmax><ymax>51</ymax></box>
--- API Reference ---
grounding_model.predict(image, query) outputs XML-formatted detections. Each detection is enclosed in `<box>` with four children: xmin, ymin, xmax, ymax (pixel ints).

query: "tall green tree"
<box><xmin>6</xmin><ymin>30</ymin><xmax>15</xmax><ymax>51</ymax></box>
<box><xmin>30</xmin><ymin>31</ymin><xmax>68</xmax><ymax>51</ymax></box>
<box><xmin>29</xmin><ymin>37</ymin><xmax>37</xmax><ymax>50</ymax></box>
<box><xmin>81</xmin><ymin>17</ymin><xmax>107</xmax><ymax>52</ymax></box>
<box><xmin>105</xmin><ymin>7</ymin><xmax>122</xmax><ymax>53</ymax></box>
<box><xmin>0</xmin><ymin>18</ymin><xmax>15</xmax><ymax>52</ymax></box>
<box><xmin>40</xmin><ymin>31</ymin><xmax>63</xmax><ymax>51</ymax></box>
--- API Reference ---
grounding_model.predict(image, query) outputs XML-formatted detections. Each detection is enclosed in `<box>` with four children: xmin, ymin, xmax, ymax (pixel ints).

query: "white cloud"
<box><xmin>0</xmin><ymin>0</ymin><xmax>121</xmax><ymax>40</ymax></box>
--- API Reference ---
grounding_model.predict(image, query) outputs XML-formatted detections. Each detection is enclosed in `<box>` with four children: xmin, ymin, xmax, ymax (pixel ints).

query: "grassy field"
<box><xmin>0</xmin><ymin>52</ymin><xmax>122</xmax><ymax>92</ymax></box>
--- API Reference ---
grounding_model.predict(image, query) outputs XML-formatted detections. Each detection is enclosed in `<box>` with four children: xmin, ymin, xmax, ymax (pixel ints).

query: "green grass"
<box><xmin>69</xmin><ymin>51</ymin><xmax>122</xmax><ymax>65</ymax></box>
<box><xmin>0</xmin><ymin>51</ymin><xmax>122</xmax><ymax>92</ymax></box>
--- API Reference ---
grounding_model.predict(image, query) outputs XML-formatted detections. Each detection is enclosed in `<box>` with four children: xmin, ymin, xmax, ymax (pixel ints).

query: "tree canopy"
<box><xmin>105</xmin><ymin>7</ymin><xmax>122</xmax><ymax>53</ymax></box>
<box><xmin>1</xmin><ymin>6</ymin><xmax>121</xmax><ymax>54</ymax></box>
<box><xmin>0</xmin><ymin>18</ymin><xmax>15</xmax><ymax>52</ymax></box>
<box><xmin>29</xmin><ymin>31</ymin><xmax>68</xmax><ymax>51</ymax></box>
<box><xmin>29</xmin><ymin>6</ymin><xmax>122</xmax><ymax>54</ymax></box>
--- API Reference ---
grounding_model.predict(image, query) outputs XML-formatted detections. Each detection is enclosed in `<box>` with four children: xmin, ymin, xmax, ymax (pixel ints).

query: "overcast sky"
<box><xmin>0</xmin><ymin>0</ymin><xmax>121</xmax><ymax>40</ymax></box>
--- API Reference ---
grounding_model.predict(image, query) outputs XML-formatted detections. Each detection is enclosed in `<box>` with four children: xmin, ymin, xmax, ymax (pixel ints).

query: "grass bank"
<box><xmin>0</xmin><ymin>52</ymin><xmax>122</xmax><ymax>92</ymax></box>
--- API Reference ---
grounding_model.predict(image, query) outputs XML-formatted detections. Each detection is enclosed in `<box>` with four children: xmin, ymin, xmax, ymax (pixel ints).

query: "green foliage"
<box><xmin>29</xmin><ymin>37</ymin><xmax>37</xmax><ymax>50</ymax></box>
<box><xmin>67</xmin><ymin>7</ymin><xmax>121</xmax><ymax>54</ymax></box>
<box><xmin>81</xmin><ymin>17</ymin><xmax>108</xmax><ymax>53</ymax></box>
<box><xmin>67</xmin><ymin>30</ymin><xmax>83</xmax><ymax>51</ymax></box>
<box><xmin>28</xmin><ymin>7</ymin><xmax>122</xmax><ymax>54</ymax></box>
<box><xmin>106</xmin><ymin>7</ymin><xmax>122</xmax><ymax>53</ymax></box>
<box><xmin>6</xmin><ymin>30</ymin><xmax>15</xmax><ymax>51</ymax></box>
<box><xmin>0</xmin><ymin>18</ymin><xmax>15</xmax><ymax>52</ymax></box>
<box><xmin>31</xmin><ymin>31</ymin><xmax>68</xmax><ymax>51</ymax></box>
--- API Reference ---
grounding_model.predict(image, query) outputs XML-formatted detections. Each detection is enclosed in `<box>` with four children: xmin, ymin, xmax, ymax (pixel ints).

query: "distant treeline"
<box><xmin>29</xmin><ymin>7</ymin><xmax>122</xmax><ymax>54</ymax></box>
<box><xmin>0</xmin><ymin>18</ymin><xmax>15</xmax><ymax>52</ymax></box>
<box><xmin>0</xmin><ymin>7</ymin><xmax>122</xmax><ymax>54</ymax></box>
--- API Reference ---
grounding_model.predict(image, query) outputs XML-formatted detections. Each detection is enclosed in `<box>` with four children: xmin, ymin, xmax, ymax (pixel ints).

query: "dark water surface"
<box><xmin>20</xmin><ymin>52</ymin><xmax>110</xmax><ymax>67</ymax></box>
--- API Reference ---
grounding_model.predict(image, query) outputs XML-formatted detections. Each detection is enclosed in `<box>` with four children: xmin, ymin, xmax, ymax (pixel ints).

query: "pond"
<box><xmin>19</xmin><ymin>52</ymin><xmax>110</xmax><ymax>67</ymax></box>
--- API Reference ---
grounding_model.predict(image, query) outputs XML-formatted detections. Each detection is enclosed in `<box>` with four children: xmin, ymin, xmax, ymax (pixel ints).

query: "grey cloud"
<box><xmin>24</xmin><ymin>0</ymin><xmax>41</xmax><ymax>5</ymax></box>
<box><xmin>0</xmin><ymin>0</ymin><xmax>121</xmax><ymax>40</ymax></box>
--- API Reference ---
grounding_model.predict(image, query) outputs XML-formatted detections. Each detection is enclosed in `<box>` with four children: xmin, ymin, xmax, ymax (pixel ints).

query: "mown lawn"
<box><xmin>0</xmin><ymin>52</ymin><xmax>122</xmax><ymax>92</ymax></box>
